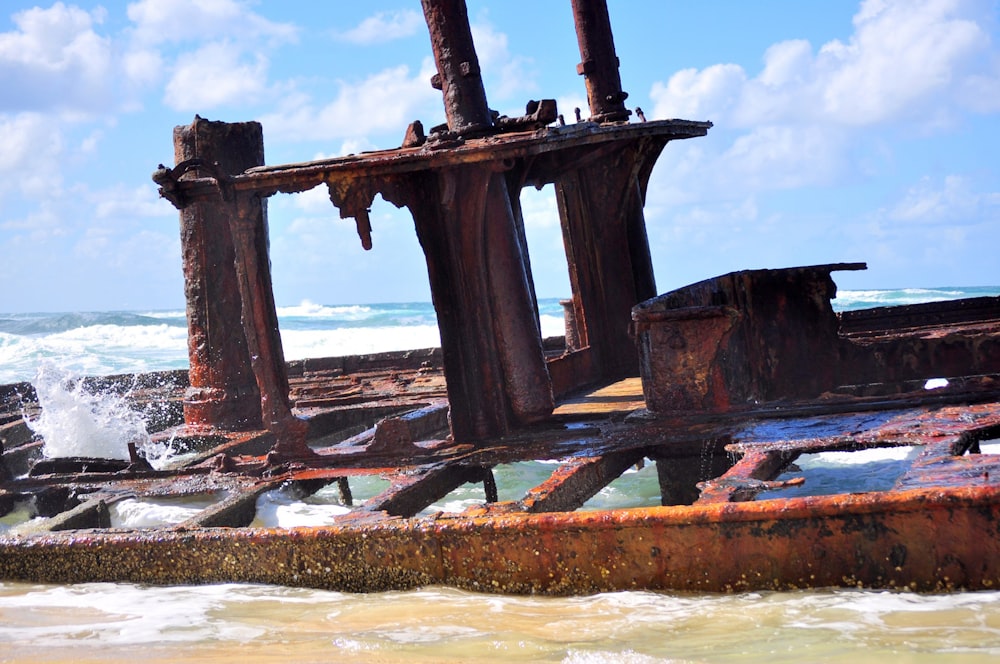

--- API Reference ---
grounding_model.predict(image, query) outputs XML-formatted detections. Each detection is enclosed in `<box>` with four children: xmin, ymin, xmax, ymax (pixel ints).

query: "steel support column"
<box><xmin>174</xmin><ymin>117</ymin><xmax>261</xmax><ymax>430</ymax></box>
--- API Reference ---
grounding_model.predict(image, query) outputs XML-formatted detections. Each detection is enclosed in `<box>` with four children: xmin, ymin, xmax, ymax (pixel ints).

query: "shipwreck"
<box><xmin>2</xmin><ymin>0</ymin><xmax>1000</xmax><ymax>594</ymax></box>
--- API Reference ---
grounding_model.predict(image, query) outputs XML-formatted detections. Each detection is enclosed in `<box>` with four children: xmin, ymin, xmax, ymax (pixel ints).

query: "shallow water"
<box><xmin>1</xmin><ymin>582</ymin><xmax>999</xmax><ymax>663</ymax></box>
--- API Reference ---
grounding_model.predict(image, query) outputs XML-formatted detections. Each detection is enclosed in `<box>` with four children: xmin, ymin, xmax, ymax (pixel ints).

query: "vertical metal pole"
<box><xmin>570</xmin><ymin>0</ymin><xmax>630</xmax><ymax>122</ymax></box>
<box><xmin>421</xmin><ymin>0</ymin><xmax>494</xmax><ymax>135</ymax></box>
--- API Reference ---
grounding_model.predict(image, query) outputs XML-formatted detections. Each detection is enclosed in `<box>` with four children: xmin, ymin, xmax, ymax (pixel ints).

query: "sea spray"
<box><xmin>27</xmin><ymin>362</ymin><xmax>159</xmax><ymax>463</ymax></box>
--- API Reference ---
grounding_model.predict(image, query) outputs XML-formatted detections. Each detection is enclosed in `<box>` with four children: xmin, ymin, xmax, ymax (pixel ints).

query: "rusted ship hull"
<box><xmin>2</xmin><ymin>484</ymin><xmax>999</xmax><ymax>595</ymax></box>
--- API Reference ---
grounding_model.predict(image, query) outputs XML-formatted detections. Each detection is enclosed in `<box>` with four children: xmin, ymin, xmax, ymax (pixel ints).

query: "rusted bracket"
<box><xmin>325</xmin><ymin>178</ymin><xmax>379</xmax><ymax>250</ymax></box>
<box><xmin>494</xmin><ymin>99</ymin><xmax>559</xmax><ymax>133</ymax></box>
<box><xmin>152</xmin><ymin>158</ymin><xmax>233</xmax><ymax>209</ymax></box>
<box><xmin>425</xmin><ymin>99</ymin><xmax>559</xmax><ymax>146</ymax></box>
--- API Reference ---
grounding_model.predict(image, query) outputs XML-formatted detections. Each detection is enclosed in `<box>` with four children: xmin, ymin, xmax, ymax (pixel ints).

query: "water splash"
<box><xmin>27</xmin><ymin>362</ymin><xmax>153</xmax><ymax>463</ymax></box>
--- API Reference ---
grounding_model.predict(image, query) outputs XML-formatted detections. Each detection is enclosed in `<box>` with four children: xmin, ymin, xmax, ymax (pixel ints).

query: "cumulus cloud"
<box><xmin>0</xmin><ymin>3</ymin><xmax>113</xmax><ymax>113</ymax></box>
<box><xmin>887</xmin><ymin>175</ymin><xmax>1000</xmax><ymax>225</ymax></box>
<box><xmin>126</xmin><ymin>0</ymin><xmax>297</xmax><ymax>46</ymax></box>
<box><xmin>650</xmin><ymin>64</ymin><xmax>746</xmax><ymax>122</ymax></box>
<box><xmin>163</xmin><ymin>41</ymin><xmax>270</xmax><ymax>110</ymax></box>
<box><xmin>0</xmin><ymin>113</ymin><xmax>63</xmax><ymax>198</ymax></box>
<box><xmin>335</xmin><ymin>10</ymin><xmax>423</xmax><ymax>45</ymax></box>
<box><xmin>127</xmin><ymin>0</ymin><xmax>297</xmax><ymax>111</ymax></box>
<box><xmin>652</xmin><ymin>0</ymin><xmax>997</xmax><ymax>128</ymax></box>
<box><xmin>820</xmin><ymin>0</ymin><xmax>989</xmax><ymax>124</ymax></box>
<box><xmin>257</xmin><ymin>61</ymin><xmax>440</xmax><ymax>143</ymax></box>
<box><xmin>721</xmin><ymin>125</ymin><xmax>848</xmax><ymax>190</ymax></box>
<box><xmin>471</xmin><ymin>20</ymin><xmax>537</xmax><ymax>102</ymax></box>
<box><xmin>93</xmin><ymin>183</ymin><xmax>176</xmax><ymax>220</ymax></box>
<box><xmin>643</xmin><ymin>0</ymin><xmax>1000</xmax><ymax>246</ymax></box>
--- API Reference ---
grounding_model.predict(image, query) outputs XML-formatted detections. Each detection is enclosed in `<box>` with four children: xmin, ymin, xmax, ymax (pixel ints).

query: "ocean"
<box><xmin>3</xmin><ymin>289</ymin><xmax>1000</xmax><ymax>662</ymax></box>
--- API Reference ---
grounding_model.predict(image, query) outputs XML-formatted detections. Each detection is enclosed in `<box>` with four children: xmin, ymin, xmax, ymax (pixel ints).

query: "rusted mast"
<box><xmin>571</xmin><ymin>0</ymin><xmax>630</xmax><ymax>123</ymax></box>
<box><xmin>554</xmin><ymin>0</ymin><xmax>658</xmax><ymax>380</ymax></box>
<box><xmin>173</xmin><ymin>118</ymin><xmax>262</xmax><ymax>431</ymax></box>
<box><xmin>421</xmin><ymin>0</ymin><xmax>493</xmax><ymax>136</ymax></box>
<box><xmin>416</xmin><ymin>0</ymin><xmax>553</xmax><ymax>440</ymax></box>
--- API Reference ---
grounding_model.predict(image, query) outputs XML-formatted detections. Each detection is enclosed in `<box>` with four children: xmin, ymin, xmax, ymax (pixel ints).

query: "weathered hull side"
<box><xmin>3</xmin><ymin>484</ymin><xmax>997</xmax><ymax>595</ymax></box>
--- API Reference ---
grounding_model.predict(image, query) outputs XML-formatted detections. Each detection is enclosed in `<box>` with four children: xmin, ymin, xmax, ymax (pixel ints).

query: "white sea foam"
<box><xmin>277</xmin><ymin>300</ymin><xmax>373</xmax><ymax>319</ymax></box>
<box><xmin>539</xmin><ymin>312</ymin><xmax>566</xmax><ymax>337</ymax></box>
<box><xmin>280</xmin><ymin>325</ymin><xmax>442</xmax><ymax>360</ymax></box>
<box><xmin>27</xmin><ymin>363</ymin><xmax>150</xmax><ymax>462</ymax></box>
<box><xmin>109</xmin><ymin>496</ymin><xmax>223</xmax><ymax>529</ymax></box>
<box><xmin>812</xmin><ymin>446</ymin><xmax>916</xmax><ymax>465</ymax></box>
<box><xmin>0</xmin><ymin>324</ymin><xmax>188</xmax><ymax>384</ymax></box>
<box><xmin>253</xmin><ymin>488</ymin><xmax>352</xmax><ymax>528</ymax></box>
<box><xmin>835</xmin><ymin>287</ymin><xmax>985</xmax><ymax>310</ymax></box>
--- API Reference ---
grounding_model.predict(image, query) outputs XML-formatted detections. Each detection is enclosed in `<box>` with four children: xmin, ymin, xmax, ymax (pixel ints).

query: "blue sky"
<box><xmin>1</xmin><ymin>0</ymin><xmax>999</xmax><ymax>313</ymax></box>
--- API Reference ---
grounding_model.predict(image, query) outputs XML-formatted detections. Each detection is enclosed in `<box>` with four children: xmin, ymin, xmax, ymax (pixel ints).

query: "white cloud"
<box><xmin>820</xmin><ymin>0</ymin><xmax>989</xmax><ymax>125</ymax></box>
<box><xmin>642</xmin><ymin>0</ymin><xmax>1000</xmax><ymax>254</ymax></box>
<box><xmin>289</xmin><ymin>186</ymin><xmax>335</xmax><ymax>215</ymax></box>
<box><xmin>93</xmin><ymin>184</ymin><xmax>176</xmax><ymax>220</ymax></box>
<box><xmin>650</xmin><ymin>64</ymin><xmax>746</xmax><ymax>122</ymax></box>
<box><xmin>722</xmin><ymin>125</ymin><xmax>847</xmax><ymax>190</ymax></box>
<box><xmin>123</xmin><ymin>48</ymin><xmax>164</xmax><ymax>88</ymax></box>
<box><xmin>164</xmin><ymin>42</ymin><xmax>269</xmax><ymax>110</ymax></box>
<box><xmin>335</xmin><ymin>10</ymin><xmax>423</xmax><ymax>45</ymax></box>
<box><xmin>0</xmin><ymin>3</ymin><xmax>114</xmax><ymax>113</ymax></box>
<box><xmin>127</xmin><ymin>0</ymin><xmax>297</xmax><ymax>111</ymax></box>
<box><xmin>652</xmin><ymin>0</ymin><xmax>998</xmax><ymax>129</ymax></box>
<box><xmin>0</xmin><ymin>113</ymin><xmax>63</xmax><ymax>198</ymax></box>
<box><xmin>887</xmin><ymin>175</ymin><xmax>997</xmax><ymax>225</ymax></box>
<box><xmin>471</xmin><ymin>20</ymin><xmax>537</xmax><ymax>103</ymax></box>
<box><xmin>126</xmin><ymin>0</ymin><xmax>297</xmax><ymax>46</ymax></box>
<box><xmin>257</xmin><ymin>61</ymin><xmax>440</xmax><ymax>143</ymax></box>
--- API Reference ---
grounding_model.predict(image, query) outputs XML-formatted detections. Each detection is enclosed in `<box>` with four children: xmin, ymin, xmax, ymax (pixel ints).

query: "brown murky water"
<box><xmin>2</xmin><ymin>582</ymin><xmax>999</xmax><ymax>663</ymax></box>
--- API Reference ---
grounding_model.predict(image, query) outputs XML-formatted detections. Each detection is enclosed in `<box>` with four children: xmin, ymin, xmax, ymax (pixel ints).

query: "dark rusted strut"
<box><xmin>421</xmin><ymin>0</ymin><xmax>494</xmax><ymax>136</ymax></box>
<box><xmin>571</xmin><ymin>0</ymin><xmax>630</xmax><ymax>122</ymax></box>
<box><xmin>226</xmin><ymin>177</ymin><xmax>311</xmax><ymax>458</ymax></box>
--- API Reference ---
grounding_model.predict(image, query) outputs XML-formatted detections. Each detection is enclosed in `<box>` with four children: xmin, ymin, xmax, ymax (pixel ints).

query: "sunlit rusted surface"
<box><xmin>2</xmin><ymin>485</ymin><xmax>998</xmax><ymax>594</ymax></box>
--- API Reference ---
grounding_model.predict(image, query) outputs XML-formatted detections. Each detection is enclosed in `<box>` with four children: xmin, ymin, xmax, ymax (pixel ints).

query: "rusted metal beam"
<box><xmin>225</xmin><ymin>181</ymin><xmax>312</xmax><ymax>459</ymax></box>
<box><xmin>695</xmin><ymin>450</ymin><xmax>801</xmax><ymax>504</ymax></box>
<box><xmin>519</xmin><ymin>449</ymin><xmax>644</xmax><ymax>512</ymax></box>
<box><xmin>570</xmin><ymin>0</ymin><xmax>630</xmax><ymax>123</ymax></box>
<box><xmin>362</xmin><ymin>463</ymin><xmax>490</xmax><ymax>517</ymax></box>
<box><xmin>554</xmin><ymin>139</ymin><xmax>666</xmax><ymax>382</ymax></box>
<box><xmin>155</xmin><ymin>120</ymin><xmax>712</xmax><ymax>208</ymax></box>
<box><xmin>406</xmin><ymin>166</ymin><xmax>554</xmax><ymax>441</ymax></box>
<box><xmin>43</xmin><ymin>498</ymin><xmax>114</xmax><ymax>532</ymax></box>
<box><xmin>421</xmin><ymin>0</ymin><xmax>494</xmax><ymax>136</ymax></box>
<box><xmin>176</xmin><ymin>481</ymin><xmax>281</xmax><ymax>529</ymax></box>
